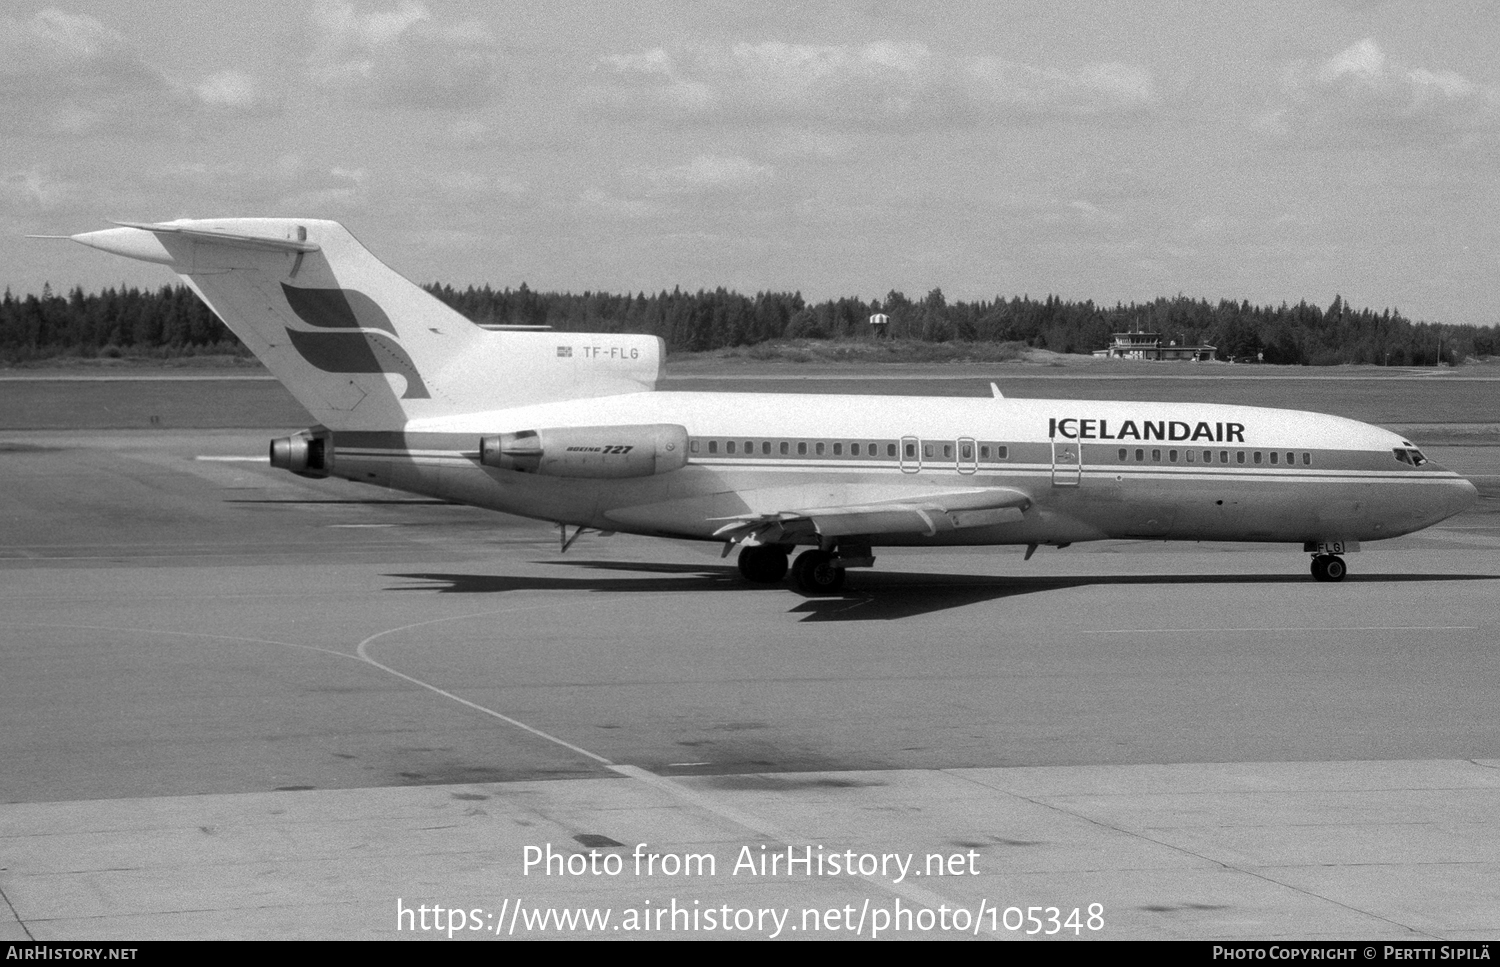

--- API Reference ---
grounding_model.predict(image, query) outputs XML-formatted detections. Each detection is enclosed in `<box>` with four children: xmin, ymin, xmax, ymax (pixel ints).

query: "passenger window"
<box><xmin>851</xmin><ymin>443</ymin><xmax>860</xmax><ymax>456</ymax></box>
<box><xmin>833</xmin><ymin>443</ymin><xmax>843</xmax><ymax>456</ymax></box>
<box><xmin>943</xmin><ymin>444</ymin><xmax>953</xmax><ymax>459</ymax></box>
<box><xmin>1270</xmin><ymin>451</ymin><xmax>1278</xmax><ymax>465</ymax></box>
<box><xmin>1119</xmin><ymin>448</ymin><xmax>1128</xmax><ymax>461</ymax></box>
<box><xmin>996</xmin><ymin>446</ymin><xmax>1008</xmax><ymax>459</ymax></box>
<box><xmin>1152</xmin><ymin>448</ymin><xmax>1161</xmax><ymax>462</ymax></box>
<box><xmin>887</xmin><ymin>443</ymin><xmax>896</xmax><ymax>457</ymax></box>
<box><xmin>727</xmin><ymin>441</ymin><xmax>736</xmax><ymax>454</ymax></box>
<box><xmin>1205</xmin><ymin>450</ymin><xmax>1213</xmax><ymax>463</ymax></box>
<box><xmin>1236</xmin><ymin>451</ymin><xmax>1245</xmax><ymax>464</ymax></box>
<box><xmin>923</xmin><ymin>444</ymin><xmax>933</xmax><ymax>459</ymax></box>
<box><xmin>744</xmin><ymin>441</ymin><xmax>753</xmax><ymax>454</ymax></box>
<box><xmin>904</xmin><ymin>443</ymin><xmax>915</xmax><ymax>458</ymax></box>
<box><xmin>1185</xmin><ymin>450</ymin><xmax>1195</xmax><ymax>463</ymax></box>
<box><xmin>1302</xmin><ymin>452</ymin><xmax>1311</xmax><ymax>465</ymax></box>
<box><xmin>762</xmin><ymin>441</ymin><xmax>771</xmax><ymax>455</ymax></box>
<box><xmin>709</xmin><ymin>440</ymin><xmax>719</xmax><ymax>454</ymax></box>
<box><xmin>690</xmin><ymin>440</ymin><xmax>700</xmax><ymax>454</ymax></box>
<box><xmin>960</xmin><ymin>443</ymin><xmax>972</xmax><ymax>460</ymax></box>
<box><xmin>780</xmin><ymin>441</ymin><xmax>789</xmax><ymax>455</ymax></box>
<box><xmin>816</xmin><ymin>442</ymin><xmax>825</xmax><ymax>456</ymax></box>
<box><xmin>1169</xmin><ymin>449</ymin><xmax>1178</xmax><ymax>463</ymax></box>
<box><xmin>1135</xmin><ymin>448</ymin><xmax>1144</xmax><ymax>462</ymax></box>
<box><xmin>1220</xmin><ymin>450</ymin><xmax>1228</xmax><ymax>463</ymax></box>
<box><xmin>981</xmin><ymin>446</ymin><xmax>991</xmax><ymax>460</ymax></box>
<box><xmin>1253</xmin><ymin>451</ymin><xmax>1262</xmax><ymax>464</ymax></box>
<box><xmin>869</xmin><ymin>442</ymin><xmax>877</xmax><ymax>455</ymax></box>
<box><xmin>1286</xmin><ymin>452</ymin><xmax>1294</xmax><ymax>465</ymax></box>
<box><xmin>797</xmin><ymin>442</ymin><xmax>807</xmax><ymax>456</ymax></box>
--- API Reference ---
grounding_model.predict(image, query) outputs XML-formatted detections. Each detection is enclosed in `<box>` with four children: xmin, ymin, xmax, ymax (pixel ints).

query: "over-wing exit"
<box><xmin>69</xmin><ymin>218</ymin><xmax>1477</xmax><ymax>594</ymax></box>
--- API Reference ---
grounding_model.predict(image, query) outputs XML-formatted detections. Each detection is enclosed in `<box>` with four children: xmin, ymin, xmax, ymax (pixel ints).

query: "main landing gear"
<box><xmin>1310</xmin><ymin>554</ymin><xmax>1347</xmax><ymax>582</ymax></box>
<box><xmin>735</xmin><ymin>542</ymin><xmax>872</xmax><ymax>594</ymax></box>
<box><xmin>736</xmin><ymin>543</ymin><xmax>790</xmax><ymax>584</ymax></box>
<box><xmin>791</xmin><ymin>549</ymin><xmax>845</xmax><ymax>595</ymax></box>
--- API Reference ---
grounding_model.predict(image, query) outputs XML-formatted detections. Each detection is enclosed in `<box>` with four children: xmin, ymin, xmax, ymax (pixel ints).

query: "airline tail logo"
<box><xmin>280</xmin><ymin>283</ymin><xmax>430</xmax><ymax>399</ymax></box>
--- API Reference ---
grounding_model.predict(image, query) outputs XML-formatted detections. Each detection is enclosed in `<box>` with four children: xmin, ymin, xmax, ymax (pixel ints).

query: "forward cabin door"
<box><xmin>1051</xmin><ymin>439</ymin><xmax>1081</xmax><ymax>487</ymax></box>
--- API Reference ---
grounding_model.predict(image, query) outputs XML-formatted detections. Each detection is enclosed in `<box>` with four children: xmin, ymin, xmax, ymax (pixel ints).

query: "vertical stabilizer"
<box><xmin>70</xmin><ymin>219</ymin><xmax>663</xmax><ymax>428</ymax></box>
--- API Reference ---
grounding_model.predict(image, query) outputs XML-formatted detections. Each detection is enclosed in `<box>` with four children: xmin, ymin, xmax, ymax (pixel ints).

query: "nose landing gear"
<box><xmin>1310</xmin><ymin>554</ymin><xmax>1347</xmax><ymax>582</ymax></box>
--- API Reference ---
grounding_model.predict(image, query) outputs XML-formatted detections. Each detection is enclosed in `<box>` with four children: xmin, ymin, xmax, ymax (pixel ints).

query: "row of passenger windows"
<box><xmin>1118</xmin><ymin>448</ymin><xmax>1312</xmax><ymax>466</ymax></box>
<box><xmin>688</xmin><ymin>438</ymin><xmax>1322</xmax><ymax>467</ymax></box>
<box><xmin>689</xmin><ymin>439</ymin><xmax>1009</xmax><ymax>460</ymax></box>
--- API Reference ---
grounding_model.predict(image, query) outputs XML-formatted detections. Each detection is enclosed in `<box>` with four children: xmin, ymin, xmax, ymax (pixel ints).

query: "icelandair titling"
<box><xmin>1049</xmin><ymin>417</ymin><xmax>1246</xmax><ymax>444</ymax></box>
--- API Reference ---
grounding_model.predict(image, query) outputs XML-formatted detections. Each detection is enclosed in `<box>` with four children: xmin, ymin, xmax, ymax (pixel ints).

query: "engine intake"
<box><xmin>479</xmin><ymin>424</ymin><xmax>688</xmax><ymax>478</ymax></box>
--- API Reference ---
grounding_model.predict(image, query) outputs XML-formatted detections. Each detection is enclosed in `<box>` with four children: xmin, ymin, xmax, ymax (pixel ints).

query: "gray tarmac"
<box><xmin>2</xmin><ymin>381</ymin><xmax>1499</xmax><ymax>940</ymax></box>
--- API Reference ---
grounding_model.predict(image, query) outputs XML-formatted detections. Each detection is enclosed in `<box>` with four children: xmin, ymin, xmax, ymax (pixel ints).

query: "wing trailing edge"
<box><xmin>708</xmin><ymin>485</ymin><xmax>1033</xmax><ymax>544</ymax></box>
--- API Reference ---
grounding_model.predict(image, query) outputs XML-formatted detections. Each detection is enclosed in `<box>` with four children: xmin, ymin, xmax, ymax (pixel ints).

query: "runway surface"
<box><xmin>2</xmin><ymin>380</ymin><xmax>1499</xmax><ymax>940</ymax></box>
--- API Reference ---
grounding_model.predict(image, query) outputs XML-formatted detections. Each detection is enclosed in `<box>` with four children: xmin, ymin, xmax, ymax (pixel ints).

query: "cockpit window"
<box><xmin>1392</xmin><ymin>448</ymin><xmax>1428</xmax><ymax>467</ymax></box>
<box><xmin>1393</xmin><ymin>448</ymin><xmax>1411</xmax><ymax>465</ymax></box>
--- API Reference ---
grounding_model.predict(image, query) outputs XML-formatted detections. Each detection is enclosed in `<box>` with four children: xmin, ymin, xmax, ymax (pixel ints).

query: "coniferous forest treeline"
<box><xmin>1</xmin><ymin>281</ymin><xmax>1493</xmax><ymax>366</ymax></box>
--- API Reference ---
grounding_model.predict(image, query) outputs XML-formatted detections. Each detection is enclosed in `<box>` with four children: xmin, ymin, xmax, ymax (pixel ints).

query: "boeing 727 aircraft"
<box><xmin>69</xmin><ymin>218</ymin><xmax>1477</xmax><ymax>594</ymax></box>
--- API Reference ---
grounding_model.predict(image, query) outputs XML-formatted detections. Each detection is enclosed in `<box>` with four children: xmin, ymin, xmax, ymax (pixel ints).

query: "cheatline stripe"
<box><xmin>326</xmin><ymin>449</ymin><xmax>1459</xmax><ymax>483</ymax></box>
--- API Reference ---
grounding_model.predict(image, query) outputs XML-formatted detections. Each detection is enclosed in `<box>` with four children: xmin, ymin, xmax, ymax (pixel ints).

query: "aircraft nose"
<box><xmin>1430</xmin><ymin>472</ymin><xmax>1479</xmax><ymax>524</ymax></box>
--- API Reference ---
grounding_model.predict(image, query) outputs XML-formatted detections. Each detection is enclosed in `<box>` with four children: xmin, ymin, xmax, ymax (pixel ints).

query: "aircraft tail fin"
<box><xmin>69</xmin><ymin>219</ymin><xmax>663</xmax><ymax>429</ymax></box>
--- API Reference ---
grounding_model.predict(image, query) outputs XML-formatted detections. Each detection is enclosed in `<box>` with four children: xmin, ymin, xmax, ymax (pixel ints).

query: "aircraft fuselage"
<box><xmin>318</xmin><ymin>391</ymin><xmax>1476</xmax><ymax>549</ymax></box>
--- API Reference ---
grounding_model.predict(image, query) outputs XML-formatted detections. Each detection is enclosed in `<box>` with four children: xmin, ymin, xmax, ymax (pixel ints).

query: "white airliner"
<box><xmin>69</xmin><ymin>218</ymin><xmax>1477</xmax><ymax>593</ymax></box>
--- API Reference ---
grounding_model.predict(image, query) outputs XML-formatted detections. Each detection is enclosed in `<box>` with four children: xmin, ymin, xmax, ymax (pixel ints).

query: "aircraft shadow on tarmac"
<box><xmin>386</xmin><ymin>562</ymin><xmax>1498</xmax><ymax>622</ymax></box>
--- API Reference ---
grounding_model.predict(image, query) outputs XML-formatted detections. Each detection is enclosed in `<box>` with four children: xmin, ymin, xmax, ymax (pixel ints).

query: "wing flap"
<box><xmin>708</xmin><ymin>485</ymin><xmax>1032</xmax><ymax>543</ymax></box>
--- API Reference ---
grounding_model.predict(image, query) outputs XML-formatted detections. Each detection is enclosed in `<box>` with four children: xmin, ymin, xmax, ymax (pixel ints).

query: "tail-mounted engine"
<box><xmin>479</xmin><ymin>424</ymin><xmax>688</xmax><ymax>479</ymax></box>
<box><xmin>269</xmin><ymin>430</ymin><xmax>330</xmax><ymax>479</ymax></box>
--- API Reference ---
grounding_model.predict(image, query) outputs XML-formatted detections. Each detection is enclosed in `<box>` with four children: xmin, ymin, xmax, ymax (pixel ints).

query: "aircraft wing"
<box><xmin>709</xmin><ymin>485</ymin><xmax>1032</xmax><ymax>545</ymax></box>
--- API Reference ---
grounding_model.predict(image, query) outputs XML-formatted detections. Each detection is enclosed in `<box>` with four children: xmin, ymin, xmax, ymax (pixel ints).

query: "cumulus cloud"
<box><xmin>194</xmin><ymin>71</ymin><xmax>278</xmax><ymax>113</ymax></box>
<box><xmin>275</xmin><ymin>166</ymin><xmax>370</xmax><ymax>212</ymax></box>
<box><xmin>142</xmin><ymin>156</ymin><xmax>371</xmax><ymax>215</ymax></box>
<box><xmin>585</xmin><ymin>40</ymin><xmax>1158</xmax><ymax>127</ymax></box>
<box><xmin>2</xmin><ymin>168</ymin><xmax>92</xmax><ymax>213</ymax></box>
<box><xmin>1269</xmin><ymin>38</ymin><xmax>1495</xmax><ymax>144</ymax></box>
<box><xmin>0</xmin><ymin>8</ymin><xmax>279</xmax><ymax>136</ymax></box>
<box><xmin>306</xmin><ymin>0</ymin><xmax>504</xmax><ymax>109</ymax></box>
<box><xmin>640</xmin><ymin>154</ymin><xmax>774</xmax><ymax>194</ymax></box>
<box><xmin>575</xmin><ymin>188</ymin><xmax>663</xmax><ymax>221</ymax></box>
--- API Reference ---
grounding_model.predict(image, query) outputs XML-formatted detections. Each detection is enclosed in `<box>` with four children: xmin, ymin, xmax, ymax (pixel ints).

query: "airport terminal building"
<box><xmin>1094</xmin><ymin>331</ymin><xmax>1217</xmax><ymax>361</ymax></box>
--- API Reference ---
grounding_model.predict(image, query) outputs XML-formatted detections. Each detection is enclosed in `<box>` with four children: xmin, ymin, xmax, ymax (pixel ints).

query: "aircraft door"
<box><xmin>958</xmin><ymin>437</ymin><xmax>978</xmax><ymax>475</ymax></box>
<box><xmin>1051</xmin><ymin>440</ymin><xmax>1081</xmax><ymax>486</ymax></box>
<box><xmin>900</xmin><ymin>436</ymin><xmax>921</xmax><ymax>474</ymax></box>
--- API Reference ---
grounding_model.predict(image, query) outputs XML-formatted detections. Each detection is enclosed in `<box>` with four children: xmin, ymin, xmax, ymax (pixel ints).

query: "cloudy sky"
<box><xmin>3</xmin><ymin>1</ymin><xmax>1497</xmax><ymax>326</ymax></box>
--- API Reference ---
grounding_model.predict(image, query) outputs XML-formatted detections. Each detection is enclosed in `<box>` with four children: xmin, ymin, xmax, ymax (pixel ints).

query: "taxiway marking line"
<box><xmin>354</xmin><ymin>604</ymin><xmax>617</xmax><ymax>765</ymax></box>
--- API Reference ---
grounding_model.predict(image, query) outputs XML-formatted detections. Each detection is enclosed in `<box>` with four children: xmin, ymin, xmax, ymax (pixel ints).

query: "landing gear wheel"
<box><xmin>792</xmin><ymin>549</ymin><xmax>846</xmax><ymax>595</ymax></box>
<box><xmin>737</xmin><ymin>544</ymin><xmax>790</xmax><ymax>584</ymax></box>
<box><xmin>1311</xmin><ymin>554</ymin><xmax>1347</xmax><ymax>582</ymax></box>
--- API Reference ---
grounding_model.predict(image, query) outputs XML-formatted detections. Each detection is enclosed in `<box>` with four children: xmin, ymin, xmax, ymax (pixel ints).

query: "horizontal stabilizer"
<box><xmin>110</xmin><ymin>220</ymin><xmax>322</xmax><ymax>254</ymax></box>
